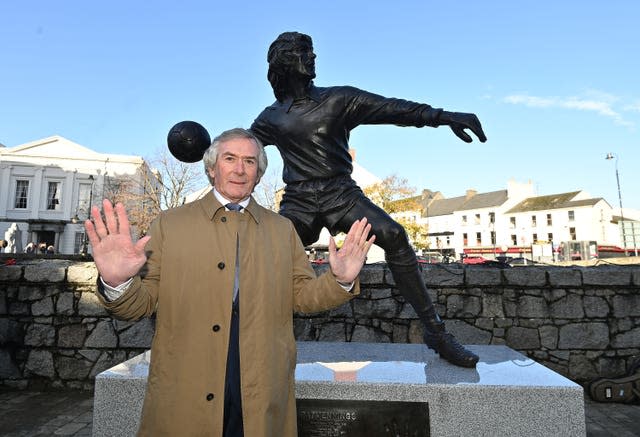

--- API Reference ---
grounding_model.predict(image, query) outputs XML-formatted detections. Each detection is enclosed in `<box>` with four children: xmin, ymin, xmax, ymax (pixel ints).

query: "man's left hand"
<box><xmin>328</xmin><ymin>218</ymin><xmax>376</xmax><ymax>284</ymax></box>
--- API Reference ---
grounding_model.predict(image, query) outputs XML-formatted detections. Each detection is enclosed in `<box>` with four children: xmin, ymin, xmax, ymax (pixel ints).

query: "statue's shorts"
<box><xmin>279</xmin><ymin>176</ymin><xmax>415</xmax><ymax>268</ymax></box>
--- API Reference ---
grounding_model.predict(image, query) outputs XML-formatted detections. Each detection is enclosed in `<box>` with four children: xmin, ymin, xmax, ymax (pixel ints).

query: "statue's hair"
<box><xmin>267</xmin><ymin>32</ymin><xmax>313</xmax><ymax>102</ymax></box>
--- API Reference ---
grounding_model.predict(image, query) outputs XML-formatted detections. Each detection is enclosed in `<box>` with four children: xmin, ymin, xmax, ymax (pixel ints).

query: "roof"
<box><xmin>425</xmin><ymin>196</ymin><xmax>469</xmax><ymax>217</ymax></box>
<box><xmin>459</xmin><ymin>190</ymin><xmax>508</xmax><ymax>211</ymax></box>
<box><xmin>0</xmin><ymin>135</ymin><xmax>144</xmax><ymax>164</ymax></box>
<box><xmin>424</xmin><ymin>190</ymin><xmax>507</xmax><ymax>217</ymax></box>
<box><xmin>506</xmin><ymin>191</ymin><xmax>602</xmax><ymax>213</ymax></box>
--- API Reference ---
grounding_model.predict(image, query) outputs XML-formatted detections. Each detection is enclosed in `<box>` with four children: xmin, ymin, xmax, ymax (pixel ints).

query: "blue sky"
<box><xmin>2</xmin><ymin>1</ymin><xmax>639</xmax><ymax>209</ymax></box>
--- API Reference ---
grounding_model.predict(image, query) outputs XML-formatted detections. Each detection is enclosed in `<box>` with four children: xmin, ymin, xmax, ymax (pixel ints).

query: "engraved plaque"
<box><xmin>297</xmin><ymin>399</ymin><xmax>430</xmax><ymax>437</ymax></box>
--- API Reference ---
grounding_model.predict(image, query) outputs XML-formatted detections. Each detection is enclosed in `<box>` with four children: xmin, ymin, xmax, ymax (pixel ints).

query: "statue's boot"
<box><xmin>388</xmin><ymin>263</ymin><xmax>479</xmax><ymax>368</ymax></box>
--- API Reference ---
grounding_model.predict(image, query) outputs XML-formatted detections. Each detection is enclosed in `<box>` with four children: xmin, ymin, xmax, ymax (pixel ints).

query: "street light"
<box><xmin>71</xmin><ymin>175</ymin><xmax>94</xmax><ymax>255</ymax></box>
<box><xmin>605</xmin><ymin>153</ymin><xmax>628</xmax><ymax>256</ymax></box>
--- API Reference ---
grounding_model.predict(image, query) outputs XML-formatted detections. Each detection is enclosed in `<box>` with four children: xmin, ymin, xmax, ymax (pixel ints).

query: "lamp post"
<box><xmin>605</xmin><ymin>153</ymin><xmax>628</xmax><ymax>256</ymax></box>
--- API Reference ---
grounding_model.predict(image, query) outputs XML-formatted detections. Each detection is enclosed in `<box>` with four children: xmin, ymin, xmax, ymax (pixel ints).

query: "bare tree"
<box><xmin>253</xmin><ymin>167</ymin><xmax>284</xmax><ymax>212</ymax></box>
<box><xmin>151</xmin><ymin>150</ymin><xmax>208</xmax><ymax>210</ymax></box>
<box><xmin>104</xmin><ymin>149</ymin><xmax>207</xmax><ymax>236</ymax></box>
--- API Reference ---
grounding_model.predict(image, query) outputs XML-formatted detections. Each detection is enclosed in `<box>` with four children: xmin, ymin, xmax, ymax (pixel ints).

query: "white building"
<box><xmin>398</xmin><ymin>179</ymin><xmax>639</xmax><ymax>260</ymax></box>
<box><xmin>406</xmin><ymin>180</ymin><xmax>534</xmax><ymax>258</ymax></box>
<box><xmin>0</xmin><ymin>136</ymin><xmax>155</xmax><ymax>255</ymax></box>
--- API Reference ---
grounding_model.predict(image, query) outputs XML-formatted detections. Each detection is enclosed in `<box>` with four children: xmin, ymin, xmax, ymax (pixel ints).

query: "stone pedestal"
<box><xmin>93</xmin><ymin>343</ymin><xmax>586</xmax><ymax>436</ymax></box>
<box><xmin>92</xmin><ymin>351</ymin><xmax>149</xmax><ymax>437</ymax></box>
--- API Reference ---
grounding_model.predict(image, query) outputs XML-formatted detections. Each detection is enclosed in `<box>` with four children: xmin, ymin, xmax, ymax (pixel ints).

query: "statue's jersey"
<box><xmin>250</xmin><ymin>84</ymin><xmax>437</xmax><ymax>184</ymax></box>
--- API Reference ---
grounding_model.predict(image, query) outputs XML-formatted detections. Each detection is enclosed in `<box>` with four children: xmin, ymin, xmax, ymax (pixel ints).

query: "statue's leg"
<box><xmin>334</xmin><ymin>197</ymin><xmax>479</xmax><ymax>368</ymax></box>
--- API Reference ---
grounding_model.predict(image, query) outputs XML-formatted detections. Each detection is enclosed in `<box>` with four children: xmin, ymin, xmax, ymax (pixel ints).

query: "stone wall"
<box><xmin>1</xmin><ymin>259</ymin><xmax>639</xmax><ymax>390</ymax></box>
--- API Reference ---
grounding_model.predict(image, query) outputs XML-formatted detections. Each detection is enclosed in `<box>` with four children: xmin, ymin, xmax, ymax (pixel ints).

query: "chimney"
<box><xmin>466</xmin><ymin>189</ymin><xmax>477</xmax><ymax>199</ymax></box>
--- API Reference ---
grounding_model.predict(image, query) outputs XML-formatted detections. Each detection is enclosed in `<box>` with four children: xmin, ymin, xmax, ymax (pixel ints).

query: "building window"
<box><xmin>74</xmin><ymin>232</ymin><xmax>85</xmax><ymax>254</ymax></box>
<box><xmin>547</xmin><ymin>214</ymin><xmax>552</xmax><ymax>226</ymax></box>
<box><xmin>476</xmin><ymin>232</ymin><xmax>482</xmax><ymax>245</ymax></box>
<box><xmin>14</xmin><ymin>180</ymin><xmax>29</xmax><ymax>209</ymax></box>
<box><xmin>475</xmin><ymin>214</ymin><xmax>481</xmax><ymax>225</ymax></box>
<box><xmin>568</xmin><ymin>210</ymin><xmax>575</xmax><ymax>221</ymax></box>
<box><xmin>47</xmin><ymin>181</ymin><xmax>61</xmax><ymax>210</ymax></box>
<box><xmin>78</xmin><ymin>183</ymin><xmax>93</xmax><ymax>217</ymax></box>
<box><xmin>511</xmin><ymin>234</ymin><xmax>517</xmax><ymax>245</ymax></box>
<box><xmin>490</xmin><ymin>231</ymin><xmax>496</xmax><ymax>245</ymax></box>
<box><xmin>509</xmin><ymin>217</ymin><xmax>516</xmax><ymax>228</ymax></box>
<box><xmin>489</xmin><ymin>212</ymin><xmax>495</xmax><ymax>224</ymax></box>
<box><xmin>548</xmin><ymin>233</ymin><xmax>553</xmax><ymax>242</ymax></box>
<box><xmin>462</xmin><ymin>215</ymin><xmax>467</xmax><ymax>225</ymax></box>
<box><xmin>446</xmin><ymin>236</ymin><xmax>450</xmax><ymax>245</ymax></box>
<box><xmin>531</xmin><ymin>215</ymin><xmax>537</xmax><ymax>227</ymax></box>
<box><xmin>533</xmin><ymin>233</ymin><xmax>538</xmax><ymax>243</ymax></box>
<box><xmin>463</xmin><ymin>233</ymin><xmax>468</xmax><ymax>246</ymax></box>
<box><xmin>569</xmin><ymin>227</ymin><xmax>576</xmax><ymax>240</ymax></box>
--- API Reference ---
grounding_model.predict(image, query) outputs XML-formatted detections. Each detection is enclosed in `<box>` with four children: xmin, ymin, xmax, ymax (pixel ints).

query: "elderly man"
<box><xmin>86</xmin><ymin>128</ymin><xmax>374</xmax><ymax>437</ymax></box>
<box><xmin>251</xmin><ymin>32</ymin><xmax>486</xmax><ymax>368</ymax></box>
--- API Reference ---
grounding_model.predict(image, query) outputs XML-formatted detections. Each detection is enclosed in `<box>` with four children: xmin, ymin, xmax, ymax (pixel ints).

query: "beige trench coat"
<box><xmin>96</xmin><ymin>192</ymin><xmax>359</xmax><ymax>436</ymax></box>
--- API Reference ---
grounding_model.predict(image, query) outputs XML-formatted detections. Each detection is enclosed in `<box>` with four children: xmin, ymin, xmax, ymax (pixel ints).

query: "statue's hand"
<box><xmin>438</xmin><ymin>111</ymin><xmax>487</xmax><ymax>143</ymax></box>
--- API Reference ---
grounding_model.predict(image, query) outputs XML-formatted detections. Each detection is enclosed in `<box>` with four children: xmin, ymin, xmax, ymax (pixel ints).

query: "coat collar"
<box><xmin>200</xmin><ymin>189</ymin><xmax>261</xmax><ymax>224</ymax></box>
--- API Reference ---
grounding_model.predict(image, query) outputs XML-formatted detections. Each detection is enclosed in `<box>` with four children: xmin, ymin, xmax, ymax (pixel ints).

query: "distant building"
<box><xmin>393</xmin><ymin>179</ymin><xmax>640</xmax><ymax>260</ymax></box>
<box><xmin>0</xmin><ymin>136</ymin><xmax>157</xmax><ymax>255</ymax></box>
<box><xmin>187</xmin><ymin>156</ymin><xmax>640</xmax><ymax>261</ymax></box>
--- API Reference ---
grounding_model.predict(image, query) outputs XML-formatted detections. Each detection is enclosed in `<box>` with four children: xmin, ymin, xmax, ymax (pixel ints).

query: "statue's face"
<box><xmin>287</xmin><ymin>41</ymin><xmax>316</xmax><ymax>80</ymax></box>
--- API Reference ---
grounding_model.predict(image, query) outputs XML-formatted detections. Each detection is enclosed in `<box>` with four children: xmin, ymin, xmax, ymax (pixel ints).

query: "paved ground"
<box><xmin>0</xmin><ymin>389</ymin><xmax>638</xmax><ymax>436</ymax></box>
<box><xmin>0</xmin><ymin>390</ymin><xmax>93</xmax><ymax>436</ymax></box>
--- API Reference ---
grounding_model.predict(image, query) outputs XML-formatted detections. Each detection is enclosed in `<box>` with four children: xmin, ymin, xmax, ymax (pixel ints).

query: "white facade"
<box><xmin>394</xmin><ymin>179</ymin><xmax>637</xmax><ymax>260</ymax></box>
<box><xmin>0</xmin><ymin>136</ymin><xmax>151</xmax><ymax>255</ymax></box>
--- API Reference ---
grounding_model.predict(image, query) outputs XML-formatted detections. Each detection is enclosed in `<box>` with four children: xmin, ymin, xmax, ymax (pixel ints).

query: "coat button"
<box><xmin>212</xmin><ymin>324</ymin><xmax>220</xmax><ymax>332</ymax></box>
<box><xmin>221</xmin><ymin>217</ymin><xmax>227</xmax><ymax>222</ymax></box>
<box><xmin>218</xmin><ymin>262</ymin><xmax>225</xmax><ymax>269</ymax></box>
<box><xmin>206</xmin><ymin>393</ymin><xmax>214</xmax><ymax>401</ymax></box>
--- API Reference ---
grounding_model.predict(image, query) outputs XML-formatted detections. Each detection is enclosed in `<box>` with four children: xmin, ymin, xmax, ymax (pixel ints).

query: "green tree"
<box><xmin>363</xmin><ymin>174</ymin><xmax>420</xmax><ymax>213</ymax></box>
<box><xmin>364</xmin><ymin>174</ymin><xmax>429</xmax><ymax>250</ymax></box>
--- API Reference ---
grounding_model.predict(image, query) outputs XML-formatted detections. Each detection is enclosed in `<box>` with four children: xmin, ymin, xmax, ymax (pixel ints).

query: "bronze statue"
<box><xmin>250</xmin><ymin>32</ymin><xmax>486</xmax><ymax>368</ymax></box>
<box><xmin>167</xmin><ymin>32</ymin><xmax>486</xmax><ymax>368</ymax></box>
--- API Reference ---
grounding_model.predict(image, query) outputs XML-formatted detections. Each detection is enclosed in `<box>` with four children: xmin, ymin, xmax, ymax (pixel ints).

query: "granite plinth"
<box><xmin>93</xmin><ymin>343</ymin><xmax>586</xmax><ymax>437</ymax></box>
<box><xmin>296</xmin><ymin>342</ymin><xmax>585</xmax><ymax>436</ymax></box>
<box><xmin>92</xmin><ymin>351</ymin><xmax>149</xmax><ymax>437</ymax></box>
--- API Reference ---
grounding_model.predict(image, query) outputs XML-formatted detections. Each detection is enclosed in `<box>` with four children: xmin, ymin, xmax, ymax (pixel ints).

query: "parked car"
<box><xmin>417</xmin><ymin>252</ymin><xmax>444</xmax><ymax>264</ymax></box>
<box><xmin>461</xmin><ymin>255</ymin><xmax>488</xmax><ymax>265</ymax></box>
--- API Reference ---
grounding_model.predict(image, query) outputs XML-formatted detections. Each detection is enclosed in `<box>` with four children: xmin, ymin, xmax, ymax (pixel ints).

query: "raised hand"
<box><xmin>328</xmin><ymin>217</ymin><xmax>376</xmax><ymax>284</ymax></box>
<box><xmin>84</xmin><ymin>199</ymin><xmax>151</xmax><ymax>287</ymax></box>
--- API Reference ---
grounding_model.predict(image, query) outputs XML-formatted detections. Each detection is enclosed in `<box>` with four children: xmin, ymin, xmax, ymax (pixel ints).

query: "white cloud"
<box><xmin>503</xmin><ymin>92</ymin><xmax>635</xmax><ymax>128</ymax></box>
<box><xmin>623</xmin><ymin>101</ymin><xmax>640</xmax><ymax>112</ymax></box>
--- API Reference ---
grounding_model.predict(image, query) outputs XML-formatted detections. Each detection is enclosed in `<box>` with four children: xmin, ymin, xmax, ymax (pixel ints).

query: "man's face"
<box><xmin>208</xmin><ymin>137</ymin><xmax>260</xmax><ymax>203</ymax></box>
<box><xmin>288</xmin><ymin>41</ymin><xmax>316</xmax><ymax>80</ymax></box>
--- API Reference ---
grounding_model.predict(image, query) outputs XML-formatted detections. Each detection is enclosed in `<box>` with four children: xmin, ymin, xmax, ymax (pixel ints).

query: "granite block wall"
<box><xmin>1</xmin><ymin>259</ymin><xmax>638</xmax><ymax>390</ymax></box>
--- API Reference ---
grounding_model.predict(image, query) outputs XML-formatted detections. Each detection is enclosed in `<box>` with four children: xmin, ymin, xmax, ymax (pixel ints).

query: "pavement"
<box><xmin>0</xmin><ymin>389</ymin><xmax>638</xmax><ymax>436</ymax></box>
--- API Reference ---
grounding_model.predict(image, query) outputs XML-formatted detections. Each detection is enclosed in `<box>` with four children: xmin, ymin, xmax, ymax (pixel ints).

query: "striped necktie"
<box><xmin>226</xmin><ymin>203</ymin><xmax>243</xmax><ymax>212</ymax></box>
<box><xmin>225</xmin><ymin>203</ymin><xmax>242</xmax><ymax>302</ymax></box>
